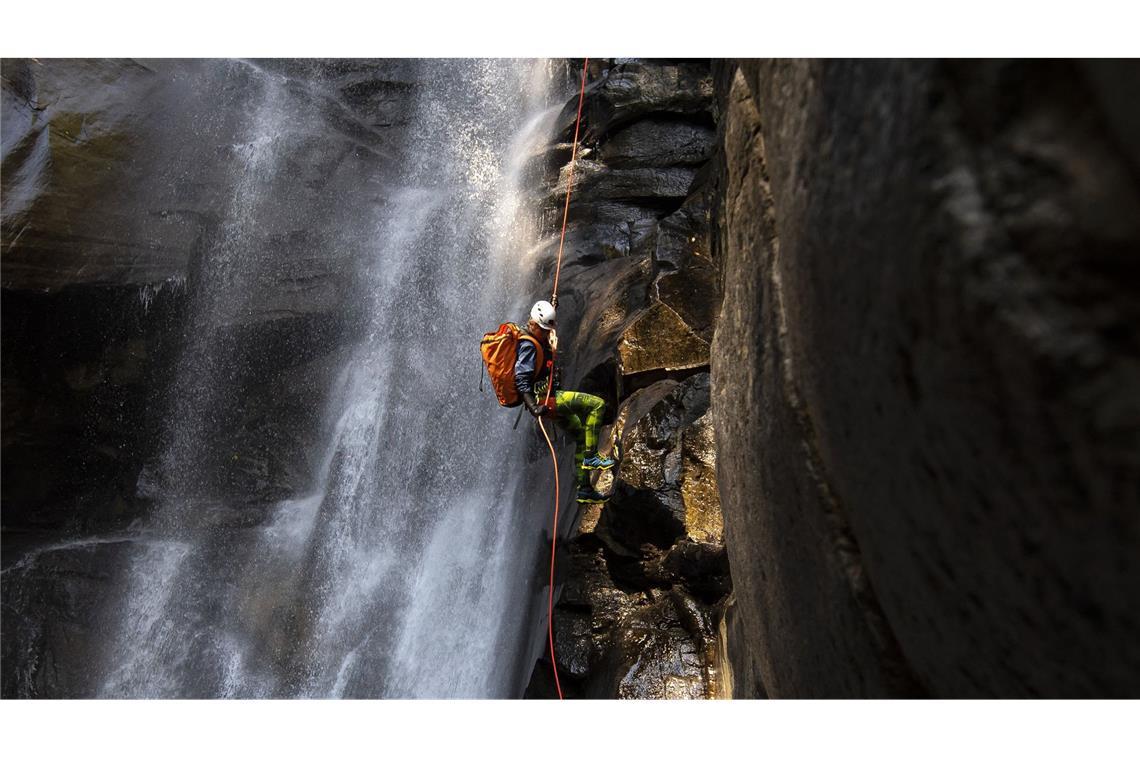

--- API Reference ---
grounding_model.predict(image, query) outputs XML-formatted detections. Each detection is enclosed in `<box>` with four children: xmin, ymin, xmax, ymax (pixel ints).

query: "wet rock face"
<box><xmin>618</xmin><ymin>302</ymin><xmax>709</xmax><ymax>376</ymax></box>
<box><xmin>605</xmin><ymin>375</ymin><xmax>713</xmax><ymax>549</ymax></box>
<box><xmin>553</xmin><ymin>60</ymin><xmax>715</xmax><ymax>143</ymax></box>
<box><xmin>1</xmin><ymin>286</ymin><xmax>183</xmax><ymax>533</ymax></box>
<box><xmin>526</xmin><ymin>60</ymin><xmax>730</xmax><ymax>699</ymax></box>
<box><xmin>599</xmin><ymin>119</ymin><xmax>715</xmax><ymax>169</ymax></box>
<box><xmin>528</xmin><ymin>523</ymin><xmax>730</xmax><ymax>700</ymax></box>
<box><xmin>712</xmin><ymin>60</ymin><xmax>1140</xmax><ymax>697</ymax></box>
<box><xmin>1</xmin><ymin>535</ymin><xmax>134</xmax><ymax>698</ymax></box>
<box><xmin>1</xmin><ymin>59</ymin><xmax>415</xmax><ymax>695</ymax></box>
<box><xmin>2</xmin><ymin>58</ymin><xmax>414</xmax><ymax>294</ymax></box>
<box><xmin>1</xmin><ymin>59</ymin><xmax>414</xmax><ymax>534</ymax></box>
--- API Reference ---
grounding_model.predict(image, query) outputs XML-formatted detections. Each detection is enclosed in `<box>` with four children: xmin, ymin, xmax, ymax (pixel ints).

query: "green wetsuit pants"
<box><xmin>549</xmin><ymin>389</ymin><xmax>606</xmax><ymax>487</ymax></box>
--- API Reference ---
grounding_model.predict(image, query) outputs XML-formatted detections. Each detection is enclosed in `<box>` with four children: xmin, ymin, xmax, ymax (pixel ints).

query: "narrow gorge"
<box><xmin>2</xmin><ymin>58</ymin><xmax>1138</xmax><ymax>699</ymax></box>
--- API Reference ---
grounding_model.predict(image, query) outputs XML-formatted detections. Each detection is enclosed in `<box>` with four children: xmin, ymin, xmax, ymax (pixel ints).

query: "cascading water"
<box><xmin>95</xmin><ymin>59</ymin><xmax>570</xmax><ymax>698</ymax></box>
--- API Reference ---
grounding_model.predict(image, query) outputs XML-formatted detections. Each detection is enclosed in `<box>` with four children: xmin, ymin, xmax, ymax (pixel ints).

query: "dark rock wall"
<box><xmin>2</xmin><ymin>59</ymin><xmax>414</xmax><ymax>536</ymax></box>
<box><xmin>525</xmin><ymin>60</ymin><xmax>731</xmax><ymax>699</ymax></box>
<box><xmin>712</xmin><ymin>59</ymin><xmax>1140</xmax><ymax>697</ymax></box>
<box><xmin>1</xmin><ymin>58</ymin><xmax>416</xmax><ymax>696</ymax></box>
<box><xmin>1</xmin><ymin>285</ymin><xmax>183</xmax><ymax>532</ymax></box>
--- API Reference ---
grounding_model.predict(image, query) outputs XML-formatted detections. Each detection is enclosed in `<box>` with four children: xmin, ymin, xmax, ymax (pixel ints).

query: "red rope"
<box><xmin>550</xmin><ymin>58</ymin><xmax>590</xmax><ymax>306</ymax></box>
<box><xmin>537</xmin><ymin>417</ymin><xmax>562</xmax><ymax>698</ymax></box>
<box><xmin>541</xmin><ymin>57</ymin><xmax>589</xmax><ymax>701</ymax></box>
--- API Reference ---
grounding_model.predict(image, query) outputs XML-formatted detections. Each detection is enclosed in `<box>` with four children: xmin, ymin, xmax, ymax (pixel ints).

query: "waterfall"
<box><xmin>97</xmin><ymin>59</ymin><xmax>565</xmax><ymax>698</ymax></box>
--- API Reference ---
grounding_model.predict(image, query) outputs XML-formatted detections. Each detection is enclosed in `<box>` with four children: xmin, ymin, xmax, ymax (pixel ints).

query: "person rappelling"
<box><xmin>481</xmin><ymin>300</ymin><xmax>615</xmax><ymax>504</ymax></box>
<box><xmin>491</xmin><ymin>58</ymin><xmax>592</xmax><ymax>699</ymax></box>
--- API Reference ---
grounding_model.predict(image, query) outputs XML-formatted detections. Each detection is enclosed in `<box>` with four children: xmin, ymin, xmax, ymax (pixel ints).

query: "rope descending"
<box><xmin>540</xmin><ymin>57</ymin><xmax>589</xmax><ymax>701</ymax></box>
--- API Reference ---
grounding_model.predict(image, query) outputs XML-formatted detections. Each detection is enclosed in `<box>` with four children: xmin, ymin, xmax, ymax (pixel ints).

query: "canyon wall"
<box><xmin>1</xmin><ymin>58</ymin><xmax>416</xmax><ymax>696</ymax></box>
<box><xmin>712</xmin><ymin>59</ymin><xmax>1140</xmax><ymax>697</ymax></box>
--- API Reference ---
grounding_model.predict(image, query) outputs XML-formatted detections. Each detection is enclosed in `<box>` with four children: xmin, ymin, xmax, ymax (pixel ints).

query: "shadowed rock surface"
<box><xmin>712</xmin><ymin>59</ymin><xmax>1140</xmax><ymax>697</ymax></box>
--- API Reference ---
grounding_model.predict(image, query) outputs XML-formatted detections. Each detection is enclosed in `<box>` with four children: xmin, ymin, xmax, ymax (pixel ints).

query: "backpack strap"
<box><xmin>518</xmin><ymin>334</ymin><xmax>545</xmax><ymax>376</ymax></box>
<box><xmin>513</xmin><ymin>323</ymin><xmax>545</xmax><ymax>383</ymax></box>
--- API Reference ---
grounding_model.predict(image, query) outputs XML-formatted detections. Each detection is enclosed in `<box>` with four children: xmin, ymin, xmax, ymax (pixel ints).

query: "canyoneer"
<box><xmin>481</xmin><ymin>300</ymin><xmax>614</xmax><ymax>503</ymax></box>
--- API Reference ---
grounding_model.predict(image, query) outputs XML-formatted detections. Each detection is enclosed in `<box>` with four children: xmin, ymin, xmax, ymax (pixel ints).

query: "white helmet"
<box><xmin>530</xmin><ymin>300</ymin><xmax>556</xmax><ymax>330</ymax></box>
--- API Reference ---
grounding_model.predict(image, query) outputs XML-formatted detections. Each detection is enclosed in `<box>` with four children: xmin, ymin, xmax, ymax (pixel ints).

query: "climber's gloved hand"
<box><xmin>523</xmin><ymin>392</ymin><xmax>547</xmax><ymax>418</ymax></box>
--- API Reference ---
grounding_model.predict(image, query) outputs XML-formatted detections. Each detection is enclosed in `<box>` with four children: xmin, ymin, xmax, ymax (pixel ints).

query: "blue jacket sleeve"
<box><xmin>515</xmin><ymin>340</ymin><xmax>536</xmax><ymax>395</ymax></box>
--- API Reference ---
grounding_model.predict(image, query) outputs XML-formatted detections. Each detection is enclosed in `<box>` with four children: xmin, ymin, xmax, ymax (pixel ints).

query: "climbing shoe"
<box><xmin>576</xmin><ymin>487</ymin><xmax>608</xmax><ymax>504</ymax></box>
<box><xmin>582</xmin><ymin>452</ymin><xmax>615</xmax><ymax>470</ymax></box>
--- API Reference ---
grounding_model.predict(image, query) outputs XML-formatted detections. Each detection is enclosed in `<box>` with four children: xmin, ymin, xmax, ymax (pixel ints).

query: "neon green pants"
<box><xmin>550</xmin><ymin>389</ymin><xmax>606</xmax><ymax>486</ymax></box>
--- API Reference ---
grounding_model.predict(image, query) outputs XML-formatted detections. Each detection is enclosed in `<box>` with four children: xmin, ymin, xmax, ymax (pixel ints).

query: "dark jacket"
<box><xmin>514</xmin><ymin>328</ymin><xmax>551</xmax><ymax>396</ymax></box>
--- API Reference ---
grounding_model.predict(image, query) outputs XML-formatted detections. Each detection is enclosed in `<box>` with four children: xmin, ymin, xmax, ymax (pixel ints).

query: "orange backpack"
<box><xmin>480</xmin><ymin>323</ymin><xmax>544</xmax><ymax>407</ymax></box>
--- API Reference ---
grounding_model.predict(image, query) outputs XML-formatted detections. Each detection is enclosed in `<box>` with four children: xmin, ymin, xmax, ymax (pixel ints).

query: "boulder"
<box><xmin>599</xmin><ymin>119</ymin><xmax>716</xmax><ymax>169</ymax></box>
<box><xmin>537</xmin><ymin>537</ymin><xmax>720</xmax><ymax>700</ymax></box>
<box><xmin>548</xmin><ymin>159</ymin><xmax>698</xmax><ymax>206</ymax></box>
<box><xmin>639</xmin><ymin>186</ymin><xmax>720</xmax><ymax>343</ymax></box>
<box><xmin>603</xmin><ymin>374</ymin><xmax>712</xmax><ymax>550</ymax></box>
<box><xmin>618</xmin><ymin>302</ymin><xmax>709</xmax><ymax>376</ymax></box>
<box><xmin>548</xmin><ymin>254</ymin><xmax>655</xmax><ymax>394</ymax></box>
<box><xmin>679</xmin><ymin>412</ymin><xmax>721</xmax><ymax>544</ymax></box>
<box><xmin>588</xmin><ymin>594</ymin><xmax>709</xmax><ymax>700</ymax></box>
<box><xmin>664</xmin><ymin>540</ymin><xmax>731</xmax><ymax>603</ymax></box>
<box><xmin>651</xmin><ymin>185</ymin><xmax>714</xmax><ymax>272</ymax></box>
